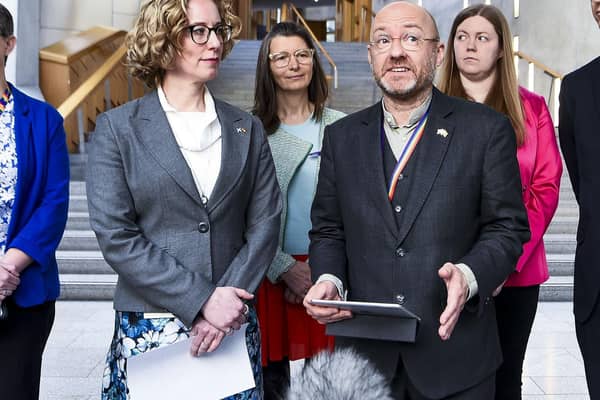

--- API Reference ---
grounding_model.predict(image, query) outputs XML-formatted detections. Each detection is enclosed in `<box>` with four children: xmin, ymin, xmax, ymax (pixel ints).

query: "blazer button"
<box><xmin>398</xmin><ymin>173</ymin><xmax>404</xmax><ymax>180</ymax></box>
<box><xmin>198</xmin><ymin>222</ymin><xmax>210</xmax><ymax>233</ymax></box>
<box><xmin>395</xmin><ymin>247</ymin><xmax>405</xmax><ymax>257</ymax></box>
<box><xmin>394</xmin><ymin>205</ymin><xmax>402</xmax><ymax>213</ymax></box>
<box><xmin>395</xmin><ymin>294</ymin><xmax>406</xmax><ymax>304</ymax></box>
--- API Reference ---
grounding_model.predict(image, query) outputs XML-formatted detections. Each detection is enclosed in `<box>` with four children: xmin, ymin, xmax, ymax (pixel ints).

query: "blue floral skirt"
<box><xmin>101</xmin><ymin>308</ymin><xmax>262</xmax><ymax>399</ymax></box>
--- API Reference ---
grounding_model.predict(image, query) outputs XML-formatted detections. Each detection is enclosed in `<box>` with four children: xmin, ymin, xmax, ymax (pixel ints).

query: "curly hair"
<box><xmin>126</xmin><ymin>0</ymin><xmax>241</xmax><ymax>88</ymax></box>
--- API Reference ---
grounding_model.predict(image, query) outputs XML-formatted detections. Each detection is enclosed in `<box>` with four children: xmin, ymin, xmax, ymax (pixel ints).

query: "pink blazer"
<box><xmin>505</xmin><ymin>87</ymin><xmax>562</xmax><ymax>287</ymax></box>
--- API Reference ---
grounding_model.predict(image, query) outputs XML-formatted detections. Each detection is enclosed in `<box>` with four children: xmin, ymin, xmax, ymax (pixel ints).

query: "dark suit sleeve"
<box><xmin>459</xmin><ymin>116</ymin><xmax>530</xmax><ymax>312</ymax></box>
<box><xmin>559</xmin><ymin>76</ymin><xmax>580</xmax><ymax>202</ymax></box>
<box><xmin>87</xmin><ymin>113</ymin><xmax>216</xmax><ymax>326</ymax></box>
<box><xmin>309</xmin><ymin>126</ymin><xmax>348</xmax><ymax>285</ymax></box>
<box><xmin>216</xmin><ymin>118</ymin><xmax>282</xmax><ymax>293</ymax></box>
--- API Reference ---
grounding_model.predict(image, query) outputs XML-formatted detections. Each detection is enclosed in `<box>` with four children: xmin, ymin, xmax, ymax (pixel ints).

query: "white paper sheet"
<box><xmin>127</xmin><ymin>324</ymin><xmax>255</xmax><ymax>399</ymax></box>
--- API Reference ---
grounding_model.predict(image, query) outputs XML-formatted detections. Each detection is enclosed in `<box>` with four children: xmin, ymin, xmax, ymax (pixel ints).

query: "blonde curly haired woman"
<box><xmin>86</xmin><ymin>0</ymin><xmax>282</xmax><ymax>398</ymax></box>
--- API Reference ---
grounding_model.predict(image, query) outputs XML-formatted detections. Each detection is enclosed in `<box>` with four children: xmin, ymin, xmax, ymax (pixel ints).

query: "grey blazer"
<box><xmin>86</xmin><ymin>90</ymin><xmax>282</xmax><ymax>326</ymax></box>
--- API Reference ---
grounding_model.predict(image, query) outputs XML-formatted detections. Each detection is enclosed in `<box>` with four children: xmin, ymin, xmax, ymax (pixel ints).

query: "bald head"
<box><xmin>372</xmin><ymin>1</ymin><xmax>439</xmax><ymax>40</ymax></box>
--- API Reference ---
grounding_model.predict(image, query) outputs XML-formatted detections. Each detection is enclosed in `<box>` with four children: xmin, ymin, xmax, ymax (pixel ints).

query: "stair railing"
<box><xmin>514</xmin><ymin>50</ymin><xmax>563</xmax><ymax>126</ymax></box>
<box><xmin>285</xmin><ymin>3</ymin><xmax>338</xmax><ymax>88</ymax></box>
<box><xmin>57</xmin><ymin>44</ymin><xmax>146</xmax><ymax>152</ymax></box>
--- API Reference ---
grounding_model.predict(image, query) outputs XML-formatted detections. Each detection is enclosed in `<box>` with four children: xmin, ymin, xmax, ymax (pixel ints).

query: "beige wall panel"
<box><xmin>40</xmin><ymin>28</ymin><xmax>80</xmax><ymax>48</ymax></box>
<box><xmin>113</xmin><ymin>14</ymin><xmax>138</xmax><ymax>31</ymax></box>
<box><xmin>41</xmin><ymin>0</ymin><xmax>112</xmax><ymax>31</ymax></box>
<box><xmin>113</xmin><ymin>0</ymin><xmax>142</xmax><ymax>15</ymax></box>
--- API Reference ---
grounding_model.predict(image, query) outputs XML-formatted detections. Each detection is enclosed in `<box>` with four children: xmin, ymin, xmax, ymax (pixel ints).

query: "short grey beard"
<box><xmin>374</xmin><ymin>55</ymin><xmax>437</xmax><ymax>102</ymax></box>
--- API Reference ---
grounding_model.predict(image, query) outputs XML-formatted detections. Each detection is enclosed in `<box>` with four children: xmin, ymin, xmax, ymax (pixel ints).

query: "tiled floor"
<box><xmin>39</xmin><ymin>301</ymin><xmax>589</xmax><ymax>399</ymax></box>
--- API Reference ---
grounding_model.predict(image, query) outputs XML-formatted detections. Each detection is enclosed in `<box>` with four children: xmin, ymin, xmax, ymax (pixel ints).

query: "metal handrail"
<box><xmin>286</xmin><ymin>3</ymin><xmax>338</xmax><ymax>88</ymax></box>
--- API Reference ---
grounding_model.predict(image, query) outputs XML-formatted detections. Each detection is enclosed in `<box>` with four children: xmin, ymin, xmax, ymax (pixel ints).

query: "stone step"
<box><xmin>57</xmin><ymin>250</ymin><xmax>112</xmax><ymax>274</ymax></box>
<box><xmin>543</xmin><ymin>233</ymin><xmax>576</xmax><ymax>253</ymax></box>
<box><xmin>539</xmin><ymin>276</ymin><xmax>573</xmax><ymax>301</ymax></box>
<box><xmin>68</xmin><ymin>195</ymin><xmax>88</xmax><ymax>213</ymax></box>
<box><xmin>547</xmin><ymin>253</ymin><xmax>574</xmax><ymax>276</ymax></box>
<box><xmin>58</xmin><ymin>274</ymin><xmax>116</xmax><ymax>300</ymax></box>
<box><xmin>546</xmin><ymin>216</ymin><xmax>578</xmax><ymax>234</ymax></box>
<box><xmin>66</xmin><ymin>211</ymin><xmax>91</xmax><ymax>230</ymax></box>
<box><xmin>70</xmin><ymin>180</ymin><xmax>86</xmax><ymax>196</ymax></box>
<box><xmin>58</xmin><ymin>230</ymin><xmax>99</xmax><ymax>251</ymax></box>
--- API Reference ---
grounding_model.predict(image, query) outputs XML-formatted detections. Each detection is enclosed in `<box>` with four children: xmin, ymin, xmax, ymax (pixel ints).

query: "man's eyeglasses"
<box><xmin>268</xmin><ymin>48</ymin><xmax>315</xmax><ymax>68</ymax></box>
<box><xmin>369</xmin><ymin>32</ymin><xmax>439</xmax><ymax>52</ymax></box>
<box><xmin>187</xmin><ymin>24</ymin><xmax>233</xmax><ymax>45</ymax></box>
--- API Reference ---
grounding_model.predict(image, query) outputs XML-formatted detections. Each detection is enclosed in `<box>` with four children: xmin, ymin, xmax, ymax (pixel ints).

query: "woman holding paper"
<box><xmin>86</xmin><ymin>0</ymin><xmax>281</xmax><ymax>398</ymax></box>
<box><xmin>252</xmin><ymin>22</ymin><xmax>345</xmax><ymax>399</ymax></box>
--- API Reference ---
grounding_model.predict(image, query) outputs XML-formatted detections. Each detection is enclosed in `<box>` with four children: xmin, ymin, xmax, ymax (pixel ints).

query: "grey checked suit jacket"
<box><xmin>310</xmin><ymin>88</ymin><xmax>530</xmax><ymax>399</ymax></box>
<box><xmin>86</xmin><ymin>90</ymin><xmax>282</xmax><ymax>326</ymax></box>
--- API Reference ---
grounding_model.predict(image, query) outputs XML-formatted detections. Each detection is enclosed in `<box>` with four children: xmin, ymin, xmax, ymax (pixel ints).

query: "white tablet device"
<box><xmin>310</xmin><ymin>299</ymin><xmax>420</xmax><ymax>320</ymax></box>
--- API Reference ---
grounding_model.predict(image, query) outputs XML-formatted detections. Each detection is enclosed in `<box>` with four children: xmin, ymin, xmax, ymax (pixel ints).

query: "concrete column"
<box><xmin>4</xmin><ymin>0</ymin><xmax>42</xmax><ymax>98</ymax></box>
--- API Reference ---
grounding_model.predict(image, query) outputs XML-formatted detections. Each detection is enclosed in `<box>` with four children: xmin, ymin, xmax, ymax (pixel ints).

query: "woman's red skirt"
<box><xmin>256</xmin><ymin>255</ymin><xmax>334</xmax><ymax>366</ymax></box>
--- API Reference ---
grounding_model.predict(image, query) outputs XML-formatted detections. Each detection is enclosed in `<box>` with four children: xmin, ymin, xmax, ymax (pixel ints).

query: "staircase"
<box><xmin>540</xmin><ymin>167</ymin><xmax>577</xmax><ymax>301</ymax></box>
<box><xmin>207</xmin><ymin>40</ymin><xmax>380</xmax><ymax>114</ymax></box>
<box><xmin>58</xmin><ymin>156</ymin><xmax>116</xmax><ymax>300</ymax></box>
<box><xmin>58</xmin><ymin>40</ymin><xmax>577</xmax><ymax>302</ymax></box>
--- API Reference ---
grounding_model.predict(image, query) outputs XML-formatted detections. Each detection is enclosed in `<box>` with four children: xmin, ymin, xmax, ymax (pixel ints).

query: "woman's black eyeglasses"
<box><xmin>187</xmin><ymin>24</ymin><xmax>233</xmax><ymax>45</ymax></box>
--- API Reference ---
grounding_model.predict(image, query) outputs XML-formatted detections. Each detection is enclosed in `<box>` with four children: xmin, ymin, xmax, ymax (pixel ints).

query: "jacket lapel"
<box><xmin>395</xmin><ymin>89</ymin><xmax>454</xmax><ymax>245</ymax></box>
<box><xmin>207</xmin><ymin>99</ymin><xmax>251</xmax><ymax>212</ymax></box>
<box><xmin>10</xmin><ymin>85</ymin><xmax>32</xmax><ymax>238</ymax></box>
<box><xmin>358</xmin><ymin>103</ymin><xmax>399</xmax><ymax>238</ymax></box>
<box><xmin>131</xmin><ymin>91</ymin><xmax>204</xmax><ymax>206</ymax></box>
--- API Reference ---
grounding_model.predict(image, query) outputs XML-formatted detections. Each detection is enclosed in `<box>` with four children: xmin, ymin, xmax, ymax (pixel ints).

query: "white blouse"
<box><xmin>157</xmin><ymin>86</ymin><xmax>222</xmax><ymax>203</ymax></box>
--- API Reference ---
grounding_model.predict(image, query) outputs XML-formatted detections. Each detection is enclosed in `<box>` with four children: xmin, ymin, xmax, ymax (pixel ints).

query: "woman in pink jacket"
<box><xmin>438</xmin><ymin>5</ymin><xmax>562</xmax><ymax>399</ymax></box>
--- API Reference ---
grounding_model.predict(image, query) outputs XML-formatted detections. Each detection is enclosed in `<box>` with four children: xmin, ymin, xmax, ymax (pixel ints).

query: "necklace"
<box><xmin>0</xmin><ymin>87</ymin><xmax>11</xmax><ymax>113</ymax></box>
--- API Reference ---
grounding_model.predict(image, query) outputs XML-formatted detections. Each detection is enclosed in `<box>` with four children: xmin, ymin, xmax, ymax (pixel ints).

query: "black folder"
<box><xmin>310</xmin><ymin>299</ymin><xmax>421</xmax><ymax>343</ymax></box>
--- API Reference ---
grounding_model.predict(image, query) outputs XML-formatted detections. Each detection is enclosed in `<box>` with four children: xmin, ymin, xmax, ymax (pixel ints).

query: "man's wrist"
<box><xmin>455</xmin><ymin>263</ymin><xmax>478</xmax><ymax>300</ymax></box>
<box><xmin>316</xmin><ymin>274</ymin><xmax>347</xmax><ymax>300</ymax></box>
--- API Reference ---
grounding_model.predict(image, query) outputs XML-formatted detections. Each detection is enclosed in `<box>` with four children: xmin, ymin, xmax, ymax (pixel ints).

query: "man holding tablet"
<box><xmin>303</xmin><ymin>2</ymin><xmax>529</xmax><ymax>399</ymax></box>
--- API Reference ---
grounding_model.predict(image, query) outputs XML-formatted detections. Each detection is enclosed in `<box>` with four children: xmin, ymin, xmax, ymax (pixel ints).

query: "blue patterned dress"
<box><xmin>0</xmin><ymin>93</ymin><xmax>17</xmax><ymax>254</ymax></box>
<box><xmin>101</xmin><ymin>308</ymin><xmax>263</xmax><ymax>399</ymax></box>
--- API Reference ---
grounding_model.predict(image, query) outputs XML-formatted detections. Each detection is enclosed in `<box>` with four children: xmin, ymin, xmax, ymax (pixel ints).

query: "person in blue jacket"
<box><xmin>0</xmin><ymin>4</ymin><xmax>69</xmax><ymax>400</ymax></box>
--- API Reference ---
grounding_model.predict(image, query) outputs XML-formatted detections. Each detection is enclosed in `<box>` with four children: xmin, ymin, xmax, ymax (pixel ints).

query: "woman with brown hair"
<box><xmin>86</xmin><ymin>0</ymin><xmax>282</xmax><ymax>398</ymax></box>
<box><xmin>253</xmin><ymin>22</ymin><xmax>345</xmax><ymax>399</ymax></box>
<box><xmin>438</xmin><ymin>5</ymin><xmax>562</xmax><ymax>399</ymax></box>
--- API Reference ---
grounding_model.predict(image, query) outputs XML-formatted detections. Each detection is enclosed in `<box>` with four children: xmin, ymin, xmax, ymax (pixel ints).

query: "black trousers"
<box><xmin>391</xmin><ymin>357</ymin><xmax>495</xmax><ymax>399</ymax></box>
<box><xmin>493</xmin><ymin>285</ymin><xmax>540</xmax><ymax>400</ymax></box>
<box><xmin>576</xmin><ymin>298</ymin><xmax>600</xmax><ymax>400</ymax></box>
<box><xmin>0</xmin><ymin>299</ymin><xmax>55</xmax><ymax>400</ymax></box>
<box><xmin>262</xmin><ymin>358</ymin><xmax>290</xmax><ymax>400</ymax></box>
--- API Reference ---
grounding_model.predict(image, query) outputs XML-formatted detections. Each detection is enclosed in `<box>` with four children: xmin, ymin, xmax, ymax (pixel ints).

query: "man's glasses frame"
<box><xmin>369</xmin><ymin>32</ymin><xmax>439</xmax><ymax>52</ymax></box>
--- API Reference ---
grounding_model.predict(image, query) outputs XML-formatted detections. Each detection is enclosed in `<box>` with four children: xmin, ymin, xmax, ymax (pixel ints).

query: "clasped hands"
<box><xmin>0</xmin><ymin>262</ymin><xmax>20</xmax><ymax>301</ymax></box>
<box><xmin>303</xmin><ymin>262</ymin><xmax>472</xmax><ymax>341</ymax></box>
<box><xmin>189</xmin><ymin>286</ymin><xmax>252</xmax><ymax>357</ymax></box>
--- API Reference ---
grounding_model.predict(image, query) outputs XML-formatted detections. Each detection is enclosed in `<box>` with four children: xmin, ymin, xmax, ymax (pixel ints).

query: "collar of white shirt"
<box><xmin>157</xmin><ymin>85</ymin><xmax>221</xmax><ymax>152</ymax></box>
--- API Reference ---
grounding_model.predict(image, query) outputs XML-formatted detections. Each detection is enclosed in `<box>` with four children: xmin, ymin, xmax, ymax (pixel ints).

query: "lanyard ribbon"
<box><xmin>382</xmin><ymin>109</ymin><xmax>430</xmax><ymax>200</ymax></box>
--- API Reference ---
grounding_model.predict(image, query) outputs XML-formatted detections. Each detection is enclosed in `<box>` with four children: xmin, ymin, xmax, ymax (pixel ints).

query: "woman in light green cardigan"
<box><xmin>252</xmin><ymin>22</ymin><xmax>345</xmax><ymax>399</ymax></box>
